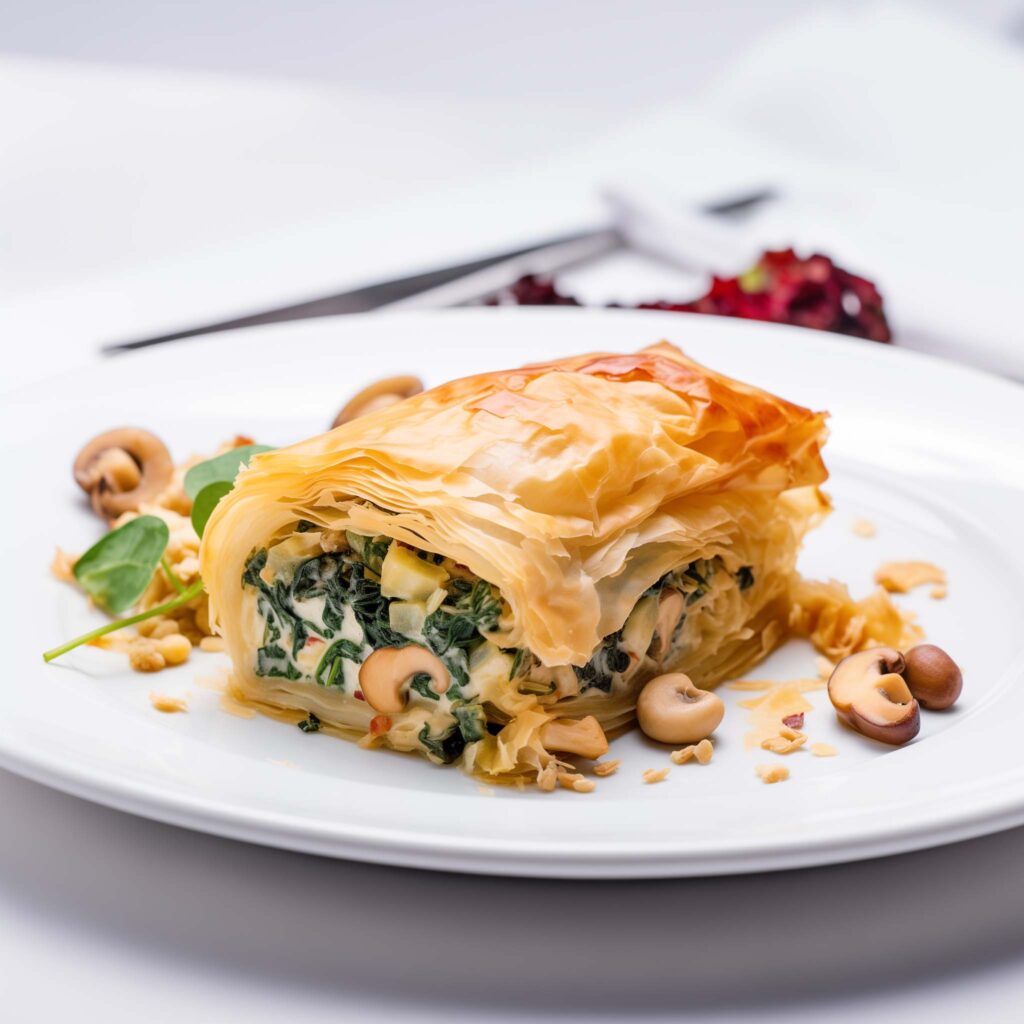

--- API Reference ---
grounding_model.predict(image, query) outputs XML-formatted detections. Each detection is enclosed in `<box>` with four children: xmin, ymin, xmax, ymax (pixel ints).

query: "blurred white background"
<box><xmin>3</xmin><ymin>2</ymin><xmax>1024</xmax><ymax>1021</ymax></box>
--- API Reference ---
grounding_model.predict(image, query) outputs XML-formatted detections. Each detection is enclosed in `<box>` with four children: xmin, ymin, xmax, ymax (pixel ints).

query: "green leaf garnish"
<box><xmin>73</xmin><ymin>515</ymin><xmax>170</xmax><ymax>614</ymax></box>
<box><xmin>183</xmin><ymin>444</ymin><xmax>272</xmax><ymax>500</ymax></box>
<box><xmin>191</xmin><ymin>480</ymin><xmax>233</xmax><ymax>538</ymax></box>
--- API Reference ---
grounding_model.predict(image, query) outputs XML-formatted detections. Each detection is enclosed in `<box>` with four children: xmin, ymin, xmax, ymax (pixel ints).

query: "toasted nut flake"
<box><xmin>670</xmin><ymin>746</ymin><xmax>695</xmax><ymax>765</ymax></box>
<box><xmin>694</xmin><ymin>739</ymin><xmax>714</xmax><ymax>764</ymax></box>
<box><xmin>811</xmin><ymin>742</ymin><xmax>838</xmax><ymax>757</ymax></box>
<box><xmin>156</xmin><ymin>633</ymin><xmax>191</xmax><ymax>666</ymax></box>
<box><xmin>558</xmin><ymin>772</ymin><xmax>587</xmax><ymax>791</ymax></box>
<box><xmin>150</xmin><ymin>619</ymin><xmax>180</xmax><ymax>639</ymax></box>
<box><xmin>874</xmin><ymin>560</ymin><xmax>946</xmax><ymax>594</ymax></box>
<box><xmin>593</xmin><ymin>759</ymin><xmax>621</xmax><ymax>777</ymax></box>
<box><xmin>851</xmin><ymin>518</ymin><xmax>877</xmax><ymax>538</ymax></box>
<box><xmin>50</xmin><ymin>547</ymin><xmax>77</xmax><ymax>582</ymax></box>
<box><xmin>642</xmin><ymin>767</ymin><xmax>670</xmax><ymax>784</ymax></box>
<box><xmin>761</xmin><ymin>727</ymin><xmax>807</xmax><ymax>754</ymax></box>
<box><xmin>136</xmin><ymin>617</ymin><xmax>164</xmax><ymax>638</ymax></box>
<box><xmin>199</xmin><ymin>636</ymin><xmax>226</xmax><ymax>653</ymax></box>
<box><xmin>129</xmin><ymin>640</ymin><xmax>166</xmax><ymax>673</ymax></box>
<box><xmin>756</xmin><ymin>764</ymin><xmax>790</xmax><ymax>784</ymax></box>
<box><xmin>572</xmin><ymin>778</ymin><xmax>596</xmax><ymax>793</ymax></box>
<box><xmin>149</xmin><ymin>693</ymin><xmax>187</xmax><ymax>713</ymax></box>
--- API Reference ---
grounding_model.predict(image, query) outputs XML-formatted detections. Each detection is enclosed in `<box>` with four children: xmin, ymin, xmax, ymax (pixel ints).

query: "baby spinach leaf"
<box><xmin>73</xmin><ymin>515</ymin><xmax>170</xmax><ymax>614</ymax></box>
<box><xmin>191</xmin><ymin>480</ymin><xmax>233</xmax><ymax>538</ymax></box>
<box><xmin>183</xmin><ymin>444</ymin><xmax>273</xmax><ymax>500</ymax></box>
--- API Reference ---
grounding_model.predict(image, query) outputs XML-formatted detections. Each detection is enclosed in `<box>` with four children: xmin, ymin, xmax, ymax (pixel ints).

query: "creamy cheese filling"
<box><xmin>241</xmin><ymin>526</ymin><xmax>754</xmax><ymax>762</ymax></box>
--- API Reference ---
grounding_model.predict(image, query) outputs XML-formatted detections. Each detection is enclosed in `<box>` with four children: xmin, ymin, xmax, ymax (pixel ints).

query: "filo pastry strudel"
<box><xmin>201</xmin><ymin>341</ymin><xmax>832</xmax><ymax>782</ymax></box>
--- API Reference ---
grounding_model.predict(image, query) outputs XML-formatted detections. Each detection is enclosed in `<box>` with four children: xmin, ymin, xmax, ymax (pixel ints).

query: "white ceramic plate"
<box><xmin>3</xmin><ymin>309</ymin><xmax>1023</xmax><ymax>878</ymax></box>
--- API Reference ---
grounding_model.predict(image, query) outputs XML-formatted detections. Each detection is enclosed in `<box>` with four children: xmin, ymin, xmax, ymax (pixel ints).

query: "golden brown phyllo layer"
<box><xmin>200</xmin><ymin>341</ymin><xmax>830</xmax><ymax>780</ymax></box>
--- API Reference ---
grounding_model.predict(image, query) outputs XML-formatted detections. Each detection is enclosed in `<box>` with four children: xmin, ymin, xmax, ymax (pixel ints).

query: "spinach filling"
<box><xmin>243</xmin><ymin>528</ymin><xmax>758</xmax><ymax>758</ymax></box>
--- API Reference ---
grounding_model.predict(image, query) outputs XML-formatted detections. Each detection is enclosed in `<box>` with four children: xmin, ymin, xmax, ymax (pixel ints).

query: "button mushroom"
<box><xmin>332</xmin><ymin>375</ymin><xmax>424</xmax><ymax>429</ymax></box>
<box><xmin>539</xmin><ymin>716</ymin><xmax>609</xmax><ymax>760</ymax></box>
<box><xmin>827</xmin><ymin>647</ymin><xmax>920</xmax><ymax>745</ymax></box>
<box><xmin>357</xmin><ymin>644</ymin><xmax>450</xmax><ymax>714</ymax></box>
<box><xmin>73</xmin><ymin>428</ymin><xmax>174</xmax><ymax>521</ymax></box>
<box><xmin>903</xmin><ymin>644</ymin><xmax>962</xmax><ymax>710</ymax></box>
<box><xmin>636</xmin><ymin>673</ymin><xmax>725</xmax><ymax>745</ymax></box>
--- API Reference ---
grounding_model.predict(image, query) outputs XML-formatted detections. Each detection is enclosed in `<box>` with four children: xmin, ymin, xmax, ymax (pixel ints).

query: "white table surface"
<box><xmin>4</xmin><ymin>1</ymin><xmax>1024</xmax><ymax>1019</ymax></box>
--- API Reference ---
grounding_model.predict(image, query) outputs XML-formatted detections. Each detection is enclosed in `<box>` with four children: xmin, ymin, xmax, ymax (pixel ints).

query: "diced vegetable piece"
<box><xmin>389</xmin><ymin>600</ymin><xmax>428</xmax><ymax>637</ymax></box>
<box><xmin>380</xmin><ymin>544</ymin><xmax>449</xmax><ymax>601</ymax></box>
<box><xmin>621</xmin><ymin>595</ymin><xmax>658</xmax><ymax>657</ymax></box>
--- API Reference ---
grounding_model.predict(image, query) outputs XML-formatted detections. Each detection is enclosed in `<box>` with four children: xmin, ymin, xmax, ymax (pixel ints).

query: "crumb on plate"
<box><xmin>811</xmin><ymin>742</ymin><xmax>838</xmax><ymax>757</ymax></box>
<box><xmin>756</xmin><ymin>764</ymin><xmax>790</xmax><ymax>784</ymax></box>
<box><xmin>149</xmin><ymin>693</ymin><xmax>188</xmax><ymax>713</ymax></box>
<box><xmin>851</xmin><ymin>518</ymin><xmax>877</xmax><ymax>538</ymax></box>
<box><xmin>642</xmin><ymin>767</ymin><xmax>670</xmax><ymax>785</ymax></box>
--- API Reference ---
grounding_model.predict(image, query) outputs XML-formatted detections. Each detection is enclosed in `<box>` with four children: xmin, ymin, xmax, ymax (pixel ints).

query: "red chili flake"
<box><xmin>369</xmin><ymin>715</ymin><xmax>392</xmax><ymax>736</ymax></box>
<box><xmin>782</xmin><ymin>713</ymin><xmax>805</xmax><ymax>729</ymax></box>
<box><xmin>354</xmin><ymin>690</ymin><xmax>365</xmax><ymax>702</ymax></box>
<box><xmin>232</xmin><ymin>434</ymin><xmax>256</xmax><ymax>447</ymax></box>
<box><xmin>497</xmin><ymin>250</ymin><xmax>892</xmax><ymax>343</ymax></box>
<box><xmin>304</xmin><ymin>636</ymin><xmax>324</xmax><ymax>647</ymax></box>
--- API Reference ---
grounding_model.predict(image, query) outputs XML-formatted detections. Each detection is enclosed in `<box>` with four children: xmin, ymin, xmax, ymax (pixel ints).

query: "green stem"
<box><xmin>161</xmin><ymin>555</ymin><xmax>187</xmax><ymax>594</ymax></box>
<box><xmin>43</xmin><ymin>579</ymin><xmax>205</xmax><ymax>663</ymax></box>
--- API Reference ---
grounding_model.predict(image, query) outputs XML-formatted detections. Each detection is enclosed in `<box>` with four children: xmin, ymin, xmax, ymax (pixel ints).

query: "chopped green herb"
<box><xmin>297</xmin><ymin>712</ymin><xmax>321</xmax><ymax>733</ymax></box>
<box><xmin>409</xmin><ymin>672</ymin><xmax>441</xmax><ymax>701</ymax></box>
<box><xmin>418</xmin><ymin>721</ymin><xmax>465</xmax><ymax>764</ymax></box>
<box><xmin>453</xmin><ymin>703</ymin><xmax>486</xmax><ymax>742</ymax></box>
<box><xmin>314</xmin><ymin>638</ymin><xmax>362</xmax><ymax>688</ymax></box>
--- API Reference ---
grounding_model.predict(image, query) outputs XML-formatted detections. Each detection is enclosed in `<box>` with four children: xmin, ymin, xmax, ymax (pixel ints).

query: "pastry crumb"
<box><xmin>811</xmin><ymin>742</ymin><xmax>838</xmax><ymax>758</ymax></box>
<box><xmin>851</xmin><ymin>518</ymin><xmax>877</xmax><ymax>538</ymax></box>
<box><xmin>694</xmin><ymin>739</ymin><xmax>714</xmax><ymax>765</ymax></box>
<box><xmin>670</xmin><ymin>746</ymin><xmax>695</xmax><ymax>765</ymax></box>
<box><xmin>593</xmin><ymin>759</ymin><xmax>620</xmax><ymax>777</ymax></box>
<box><xmin>756</xmin><ymin>764</ymin><xmax>790</xmax><ymax>784</ymax></box>
<box><xmin>728</xmin><ymin>679</ymin><xmax>774</xmax><ymax>692</ymax></box>
<box><xmin>930</xmin><ymin>585</ymin><xmax>948</xmax><ymax>600</ymax></box>
<box><xmin>477</xmin><ymin>785</ymin><xmax>496</xmax><ymax>797</ymax></box>
<box><xmin>536</xmin><ymin>764</ymin><xmax>558</xmax><ymax>792</ymax></box>
<box><xmin>572</xmin><ymin>778</ymin><xmax>596</xmax><ymax>793</ymax></box>
<box><xmin>642</xmin><ymin>767</ymin><xmax>670</xmax><ymax>785</ymax></box>
<box><xmin>149</xmin><ymin>693</ymin><xmax>188</xmax><ymax>713</ymax></box>
<box><xmin>874</xmin><ymin>560</ymin><xmax>946</xmax><ymax>594</ymax></box>
<box><xmin>50</xmin><ymin>546</ymin><xmax>77</xmax><ymax>582</ymax></box>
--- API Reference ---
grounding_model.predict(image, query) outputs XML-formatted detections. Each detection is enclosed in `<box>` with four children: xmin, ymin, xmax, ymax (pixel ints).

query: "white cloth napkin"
<box><xmin>2</xmin><ymin>2</ymin><xmax>1021</xmax><ymax>387</ymax></box>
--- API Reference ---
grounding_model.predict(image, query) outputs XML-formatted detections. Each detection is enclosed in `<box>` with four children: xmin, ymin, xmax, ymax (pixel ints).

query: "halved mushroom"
<box><xmin>73</xmin><ymin>428</ymin><xmax>174</xmax><ymax>521</ymax></box>
<box><xmin>903</xmin><ymin>644</ymin><xmax>962</xmax><ymax>710</ymax></box>
<box><xmin>827</xmin><ymin>647</ymin><xmax>920</xmax><ymax>745</ymax></box>
<box><xmin>357</xmin><ymin>644</ymin><xmax>450</xmax><ymax>713</ymax></box>
<box><xmin>636</xmin><ymin>673</ymin><xmax>724</xmax><ymax>745</ymax></box>
<box><xmin>332</xmin><ymin>375</ymin><xmax>424</xmax><ymax>428</ymax></box>
<box><xmin>539</xmin><ymin>716</ymin><xmax>609</xmax><ymax>760</ymax></box>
